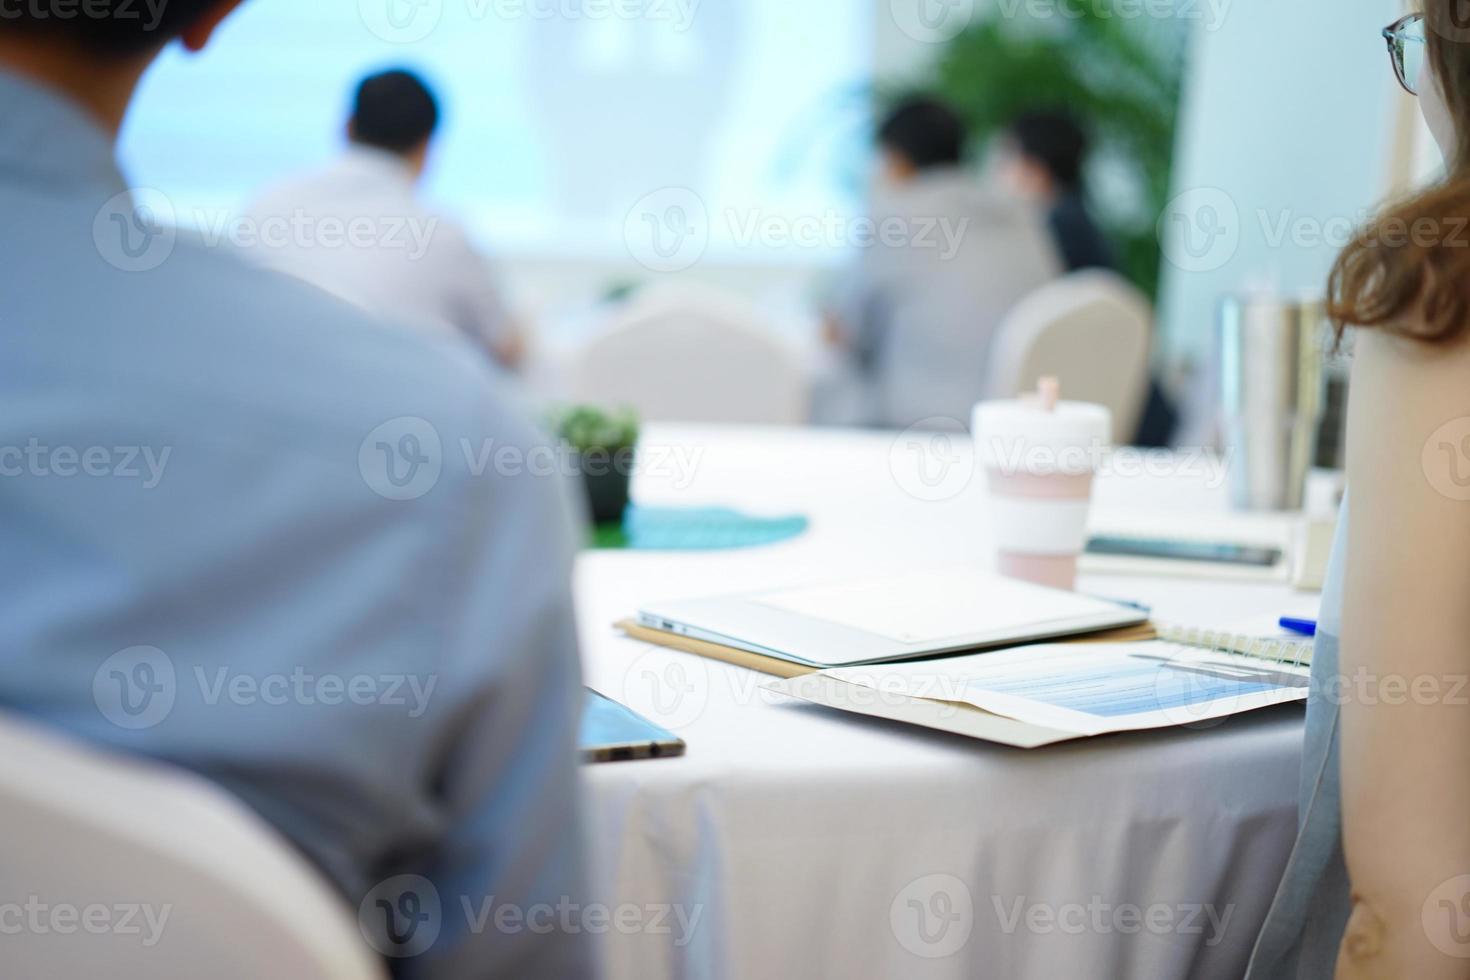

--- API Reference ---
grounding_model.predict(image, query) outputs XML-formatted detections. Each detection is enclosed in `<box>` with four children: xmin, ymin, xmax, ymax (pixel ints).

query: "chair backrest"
<box><xmin>568</xmin><ymin>284</ymin><xmax>808</xmax><ymax>425</ymax></box>
<box><xmin>0</xmin><ymin>713</ymin><xmax>387</xmax><ymax>980</ymax></box>
<box><xmin>984</xmin><ymin>270</ymin><xmax>1153</xmax><ymax>443</ymax></box>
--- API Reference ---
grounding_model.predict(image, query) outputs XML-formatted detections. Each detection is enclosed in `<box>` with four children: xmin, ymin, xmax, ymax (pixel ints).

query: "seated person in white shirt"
<box><xmin>822</xmin><ymin>97</ymin><xmax>1060</xmax><ymax>430</ymax></box>
<box><xmin>244</xmin><ymin>69</ymin><xmax>526</xmax><ymax>370</ymax></box>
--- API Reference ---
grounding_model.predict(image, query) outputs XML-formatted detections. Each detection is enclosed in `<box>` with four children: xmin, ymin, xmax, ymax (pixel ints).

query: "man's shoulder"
<box><xmin>161</xmin><ymin>242</ymin><xmax>566</xmax><ymax>526</ymax></box>
<box><xmin>135</xmin><ymin>237</ymin><xmax>535</xmax><ymax>446</ymax></box>
<box><xmin>173</xmin><ymin>234</ymin><xmax>452</xmax><ymax>354</ymax></box>
<box><xmin>2</xmin><ymin>178</ymin><xmax>538</xmax><ymax>457</ymax></box>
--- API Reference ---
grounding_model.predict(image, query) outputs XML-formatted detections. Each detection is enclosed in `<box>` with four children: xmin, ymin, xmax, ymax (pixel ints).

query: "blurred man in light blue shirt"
<box><xmin>0</xmin><ymin>3</ymin><xmax>593</xmax><ymax>977</ymax></box>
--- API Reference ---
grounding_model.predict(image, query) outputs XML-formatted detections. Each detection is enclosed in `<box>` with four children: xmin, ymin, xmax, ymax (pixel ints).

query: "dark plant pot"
<box><xmin>576</xmin><ymin>446</ymin><xmax>636</xmax><ymax>525</ymax></box>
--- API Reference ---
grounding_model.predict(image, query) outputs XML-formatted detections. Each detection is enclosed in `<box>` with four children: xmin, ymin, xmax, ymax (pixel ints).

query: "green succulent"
<box><xmin>549</xmin><ymin>405</ymin><xmax>640</xmax><ymax>454</ymax></box>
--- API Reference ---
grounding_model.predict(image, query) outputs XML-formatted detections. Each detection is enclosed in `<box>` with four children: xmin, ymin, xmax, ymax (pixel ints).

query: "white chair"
<box><xmin>984</xmin><ymin>270</ymin><xmax>1153</xmax><ymax>444</ymax></box>
<box><xmin>568</xmin><ymin>283</ymin><xmax>808</xmax><ymax>425</ymax></box>
<box><xmin>0</xmin><ymin>713</ymin><xmax>387</xmax><ymax>980</ymax></box>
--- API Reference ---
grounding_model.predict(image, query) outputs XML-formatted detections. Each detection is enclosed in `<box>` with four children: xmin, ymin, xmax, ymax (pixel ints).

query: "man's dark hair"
<box><xmin>350</xmin><ymin>69</ymin><xmax>440</xmax><ymax>156</ymax></box>
<box><xmin>1008</xmin><ymin>110</ymin><xmax>1090</xmax><ymax>191</ymax></box>
<box><xmin>0</xmin><ymin>0</ymin><xmax>220</xmax><ymax>54</ymax></box>
<box><xmin>877</xmin><ymin>97</ymin><xmax>967</xmax><ymax>172</ymax></box>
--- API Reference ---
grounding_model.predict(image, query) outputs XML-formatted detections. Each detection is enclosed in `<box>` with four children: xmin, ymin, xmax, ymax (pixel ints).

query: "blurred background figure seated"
<box><xmin>998</xmin><ymin>108</ymin><xmax>1178</xmax><ymax>447</ymax></box>
<box><xmin>819</xmin><ymin>97</ymin><xmax>1060</xmax><ymax>431</ymax></box>
<box><xmin>1000</xmin><ymin>109</ymin><xmax>1118</xmax><ymax>275</ymax></box>
<box><xmin>242</xmin><ymin>69</ymin><xmax>526</xmax><ymax>371</ymax></box>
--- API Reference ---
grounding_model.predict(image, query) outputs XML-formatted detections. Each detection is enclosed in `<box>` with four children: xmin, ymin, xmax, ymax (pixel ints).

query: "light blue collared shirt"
<box><xmin>0</xmin><ymin>68</ymin><xmax>592</xmax><ymax>979</ymax></box>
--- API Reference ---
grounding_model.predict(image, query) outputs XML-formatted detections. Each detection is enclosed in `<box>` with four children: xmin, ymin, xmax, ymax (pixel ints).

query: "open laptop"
<box><xmin>638</xmin><ymin>568</ymin><xmax>1147</xmax><ymax>669</ymax></box>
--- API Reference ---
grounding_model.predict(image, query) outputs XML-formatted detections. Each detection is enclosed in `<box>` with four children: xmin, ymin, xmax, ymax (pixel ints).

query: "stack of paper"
<box><xmin>767</xmin><ymin>643</ymin><xmax>1309</xmax><ymax>748</ymax></box>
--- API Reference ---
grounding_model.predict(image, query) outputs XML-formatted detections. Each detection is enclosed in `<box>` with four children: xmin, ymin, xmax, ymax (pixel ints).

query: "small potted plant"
<box><xmin>550</xmin><ymin>405</ymin><xmax>640</xmax><ymax>525</ymax></box>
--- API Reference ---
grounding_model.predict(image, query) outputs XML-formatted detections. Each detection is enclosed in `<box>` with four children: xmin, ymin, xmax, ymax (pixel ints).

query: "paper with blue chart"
<box><xmin>821</xmin><ymin>643</ymin><xmax>1310</xmax><ymax>738</ymax></box>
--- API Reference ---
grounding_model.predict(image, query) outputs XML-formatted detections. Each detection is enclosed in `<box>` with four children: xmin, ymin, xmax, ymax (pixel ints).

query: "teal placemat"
<box><xmin>593</xmin><ymin>506</ymin><xmax>809</xmax><ymax>551</ymax></box>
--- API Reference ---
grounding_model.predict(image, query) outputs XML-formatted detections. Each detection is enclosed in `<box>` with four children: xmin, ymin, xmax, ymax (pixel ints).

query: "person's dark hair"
<box><xmin>877</xmin><ymin>97</ymin><xmax>967</xmax><ymax>172</ymax></box>
<box><xmin>1008</xmin><ymin>110</ymin><xmax>1089</xmax><ymax>192</ymax></box>
<box><xmin>350</xmin><ymin>70</ymin><xmax>440</xmax><ymax>156</ymax></box>
<box><xmin>0</xmin><ymin>0</ymin><xmax>221</xmax><ymax>54</ymax></box>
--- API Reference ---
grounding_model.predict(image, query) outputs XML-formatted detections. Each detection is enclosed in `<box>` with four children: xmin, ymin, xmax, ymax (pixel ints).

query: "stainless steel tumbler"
<box><xmin>1219</xmin><ymin>296</ymin><xmax>1327</xmax><ymax>511</ymax></box>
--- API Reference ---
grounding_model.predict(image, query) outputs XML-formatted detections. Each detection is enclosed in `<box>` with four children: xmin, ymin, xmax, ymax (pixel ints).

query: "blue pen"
<box><xmin>1280</xmin><ymin>617</ymin><xmax>1317</xmax><ymax>637</ymax></box>
<box><xmin>1087</xmin><ymin>595</ymin><xmax>1153</xmax><ymax>615</ymax></box>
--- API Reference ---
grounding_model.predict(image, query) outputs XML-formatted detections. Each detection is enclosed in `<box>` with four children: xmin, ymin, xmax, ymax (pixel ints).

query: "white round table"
<box><xmin>578</xmin><ymin>425</ymin><xmax>1311</xmax><ymax>980</ymax></box>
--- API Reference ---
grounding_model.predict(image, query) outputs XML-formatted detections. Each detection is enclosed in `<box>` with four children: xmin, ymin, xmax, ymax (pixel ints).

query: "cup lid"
<box><xmin>972</xmin><ymin>378</ymin><xmax>1112</xmax><ymax>474</ymax></box>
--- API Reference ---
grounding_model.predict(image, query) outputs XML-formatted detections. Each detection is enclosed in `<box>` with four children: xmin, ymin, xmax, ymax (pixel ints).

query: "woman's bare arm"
<box><xmin>1337</xmin><ymin>328</ymin><xmax>1470</xmax><ymax>979</ymax></box>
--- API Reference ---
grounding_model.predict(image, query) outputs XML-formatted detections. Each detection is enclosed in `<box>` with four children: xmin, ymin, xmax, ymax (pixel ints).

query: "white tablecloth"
<box><xmin>578</xmin><ymin>425</ymin><xmax>1312</xmax><ymax>980</ymax></box>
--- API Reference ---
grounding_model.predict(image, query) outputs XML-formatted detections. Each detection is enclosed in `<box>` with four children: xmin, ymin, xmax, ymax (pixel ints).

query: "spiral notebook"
<box><xmin>1154</xmin><ymin>624</ymin><xmax>1316</xmax><ymax>669</ymax></box>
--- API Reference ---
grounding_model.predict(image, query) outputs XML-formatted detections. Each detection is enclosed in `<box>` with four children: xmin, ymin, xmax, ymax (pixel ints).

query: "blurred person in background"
<box><xmin>822</xmin><ymin>96</ymin><xmax>1060</xmax><ymax>430</ymax></box>
<box><xmin>0</xmin><ymin>3</ymin><xmax>589</xmax><ymax>977</ymax></box>
<box><xmin>1000</xmin><ymin>108</ymin><xmax>1179</xmax><ymax>447</ymax></box>
<box><xmin>244</xmin><ymin>68</ymin><xmax>527</xmax><ymax>371</ymax></box>
<box><xmin>1001</xmin><ymin>109</ymin><xmax>1116</xmax><ymax>274</ymax></box>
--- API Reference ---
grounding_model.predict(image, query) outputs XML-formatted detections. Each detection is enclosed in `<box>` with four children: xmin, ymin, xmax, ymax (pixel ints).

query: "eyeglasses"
<box><xmin>1384</xmin><ymin>13</ymin><xmax>1427</xmax><ymax>96</ymax></box>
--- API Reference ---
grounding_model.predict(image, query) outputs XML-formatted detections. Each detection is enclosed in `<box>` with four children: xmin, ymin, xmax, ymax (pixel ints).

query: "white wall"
<box><xmin>1157</xmin><ymin>0</ymin><xmax>1408</xmax><ymax>384</ymax></box>
<box><xmin>504</xmin><ymin>0</ymin><xmax>949</xmax><ymax>332</ymax></box>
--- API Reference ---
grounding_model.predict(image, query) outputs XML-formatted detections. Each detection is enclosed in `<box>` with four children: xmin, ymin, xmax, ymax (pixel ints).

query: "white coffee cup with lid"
<box><xmin>972</xmin><ymin>378</ymin><xmax>1112</xmax><ymax>591</ymax></box>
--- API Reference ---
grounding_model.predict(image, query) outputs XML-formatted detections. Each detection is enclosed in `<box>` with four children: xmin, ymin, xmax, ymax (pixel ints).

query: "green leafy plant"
<box><xmin>549</xmin><ymin>405</ymin><xmax>640</xmax><ymax>454</ymax></box>
<box><xmin>549</xmin><ymin>405</ymin><xmax>641</xmax><ymax>528</ymax></box>
<box><xmin>909</xmin><ymin>5</ymin><xmax>1187</xmax><ymax>300</ymax></box>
